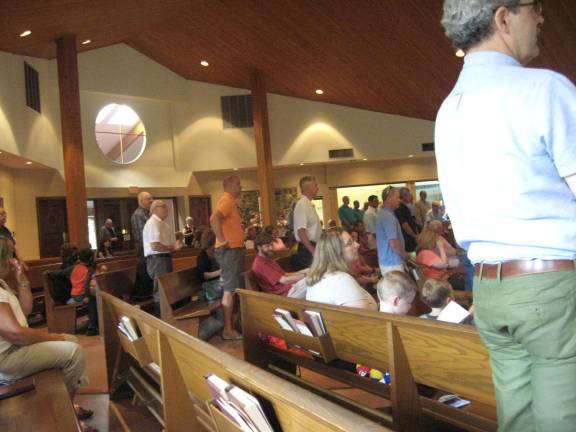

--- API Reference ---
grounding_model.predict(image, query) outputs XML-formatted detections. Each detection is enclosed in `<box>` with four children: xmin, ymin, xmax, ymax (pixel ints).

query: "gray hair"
<box><xmin>442</xmin><ymin>0</ymin><xmax>522</xmax><ymax>51</ymax></box>
<box><xmin>299</xmin><ymin>175</ymin><xmax>316</xmax><ymax>193</ymax></box>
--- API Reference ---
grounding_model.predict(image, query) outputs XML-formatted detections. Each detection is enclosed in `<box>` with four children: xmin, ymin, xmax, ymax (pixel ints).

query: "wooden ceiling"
<box><xmin>1</xmin><ymin>0</ymin><xmax>575</xmax><ymax>121</ymax></box>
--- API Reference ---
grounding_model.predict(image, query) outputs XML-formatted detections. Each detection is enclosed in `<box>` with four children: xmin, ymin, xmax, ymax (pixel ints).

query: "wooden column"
<box><xmin>56</xmin><ymin>34</ymin><xmax>89</xmax><ymax>247</ymax></box>
<box><xmin>250</xmin><ymin>70</ymin><xmax>274</xmax><ymax>226</ymax></box>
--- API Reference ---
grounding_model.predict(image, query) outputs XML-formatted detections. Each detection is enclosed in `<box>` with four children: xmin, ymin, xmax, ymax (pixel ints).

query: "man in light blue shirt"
<box><xmin>437</xmin><ymin>1</ymin><xmax>576</xmax><ymax>430</ymax></box>
<box><xmin>376</xmin><ymin>187</ymin><xmax>406</xmax><ymax>274</ymax></box>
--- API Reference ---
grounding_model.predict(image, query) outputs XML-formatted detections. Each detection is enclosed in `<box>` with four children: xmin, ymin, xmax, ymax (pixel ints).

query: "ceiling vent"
<box><xmin>421</xmin><ymin>142</ymin><xmax>435</xmax><ymax>152</ymax></box>
<box><xmin>221</xmin><ymin>95</ymin><xmax>253</xmax><ymax>129</ymax></box>
<box><xmin>24</xmin><ymin>62</ymin><xmax>41</xmax><ymax>113</ymax></box>
<box><xmin>328</xmin><ymin>148</ymin><xmax>354</xmax><ymax>159</ymax></box>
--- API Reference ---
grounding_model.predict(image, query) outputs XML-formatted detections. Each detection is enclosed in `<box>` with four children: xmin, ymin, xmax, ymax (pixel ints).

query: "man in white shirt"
<box><xmin>414</xmin><ymin>191</ymin><xmax>431</xmax><ymax>228</ymax></box>
<box><xmin>362</xmin><ymin>195</ymin><xmax>379</xmax><ymax>250</ymax></box>
<box><xmin>291</xmin><ymin>176</ymin><xmax>321</xmax><ymax>270</ymax></box>
<box><xmin>143</xmin><ymin>200</ymin><xmax>183</xmax><ymax>305</ymax></box>
<box><xmin>437</xmin><ymin>1</ymin><xmax>576</xmax><ymax>430</ymax></box>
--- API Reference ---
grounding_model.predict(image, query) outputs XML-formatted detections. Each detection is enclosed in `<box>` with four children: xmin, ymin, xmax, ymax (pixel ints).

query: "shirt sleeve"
<box><xmin>253</xmin><ymin>258</ymin><xmax>284</xmax><ymax>286</ymax></box>
<box><xmin>541</xmin><ymin>73</ymin><xmax>576</xmax><ymax>178</ymax></box>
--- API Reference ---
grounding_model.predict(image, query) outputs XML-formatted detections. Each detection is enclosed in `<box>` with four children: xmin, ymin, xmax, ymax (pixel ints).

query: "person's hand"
<box><xmin>19</xmin><ymin>260</ymin><xmax>29</xmax><ymax>272</ymax></box>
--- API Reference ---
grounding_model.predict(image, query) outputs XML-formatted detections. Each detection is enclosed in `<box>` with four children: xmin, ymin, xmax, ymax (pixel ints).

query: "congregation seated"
<box><xmin>251</xmin><ymin>233</ymin><xmax>308</xmax><ymax>296</ymax></box>
<box><xmin>196</xmin><ymin>229</ymin><xmax>223</xmax><ymax>303</ymax></box>
<box><xmin>304</xmin><ymin>227</ymin><xmax>376</xmax><ymax>310</ymax></box>
<box><xmin>0</xmin><ymin>238</ymin><xmax>94</xmax><ymax>431</ymax></box>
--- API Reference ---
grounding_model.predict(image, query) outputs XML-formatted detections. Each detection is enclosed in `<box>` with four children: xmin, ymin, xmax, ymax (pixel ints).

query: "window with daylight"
<box><xmin>95</xmin><ymin>104</ymin><xmax>146</xmax><ymax>164</ymax></box>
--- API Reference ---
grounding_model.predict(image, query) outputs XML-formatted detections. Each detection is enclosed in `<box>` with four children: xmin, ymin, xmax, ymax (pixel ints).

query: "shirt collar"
<box><xmin>151</xmin><ymin>214</ymin><xmax>162</xmax><ymax>222</ymax></box>
<box><xmin>464</xmin><ymin>51</ymin><xmax>522</xmax><ymax>68</ymax></box>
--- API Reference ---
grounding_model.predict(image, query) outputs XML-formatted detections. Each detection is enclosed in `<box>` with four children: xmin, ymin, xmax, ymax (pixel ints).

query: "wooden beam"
<box><xmin>251</xmin><ymin>70</ymin><xmax>274</xmax><ymax>226</ymax></box>
<box><xmin>56</xmin><ymin>34</ymin><xmax>89</xmax><ymax>247</ymax></box>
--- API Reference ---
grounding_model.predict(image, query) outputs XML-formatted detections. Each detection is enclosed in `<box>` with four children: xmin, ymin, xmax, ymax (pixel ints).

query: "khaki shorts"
<box><xmin>215</xmin><ymin>247</ymin><xmax>245</xmax><ymax>293</ymax></box>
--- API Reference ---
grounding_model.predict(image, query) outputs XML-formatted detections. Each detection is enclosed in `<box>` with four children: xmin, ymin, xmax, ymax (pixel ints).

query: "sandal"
<box><xmin>74</xmin><ymin>405</ymin><xmax>94</xmax><ymax>420</ymax></box>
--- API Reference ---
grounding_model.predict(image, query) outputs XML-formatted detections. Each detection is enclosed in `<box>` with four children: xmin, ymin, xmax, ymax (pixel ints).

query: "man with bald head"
<box><xmin>143</xmin><ymin>200</ymin><xmax>183</xmax><ymax>306</ymax></box>
<box><xmin>99</xmin><ymin>218</ymin><xmax>118</xmax><ymax>257</ymax></box>
<box><xmin>131</xmin><ymin>191</ymin><xmax>154</xmax><ymax>298</ymax></box>
<box><xmin>210</xmin><ymin>175</ymin><xmax>244</xmax><ymax>340</ymax></box>
<box><xmin>0</xmin><ymin>207</ymin><xmax>27</xmax><ymax>270</ymax></box>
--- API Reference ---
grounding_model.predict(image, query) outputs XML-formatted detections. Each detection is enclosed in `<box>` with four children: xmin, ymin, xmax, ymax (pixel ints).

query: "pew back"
<box><xmin>99</xmin><ymin>291</ymin><xmax>389</xmax><ymax>432</ymax></box>
<box><xmin>238</xmin><ymin>289</ymin><xmax>496</xmax><ymax>431</ymax></box>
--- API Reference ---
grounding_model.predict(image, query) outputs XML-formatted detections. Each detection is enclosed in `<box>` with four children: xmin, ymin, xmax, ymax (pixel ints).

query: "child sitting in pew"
<box><xmin>420</xmin><ymin>278</ymin><xmax>473</xmax><ymax>324</ymax></box>
<box><xmin>377</xmin><ymin>271</ymin><xmax>416</xmax><ymax>315</ymax></box>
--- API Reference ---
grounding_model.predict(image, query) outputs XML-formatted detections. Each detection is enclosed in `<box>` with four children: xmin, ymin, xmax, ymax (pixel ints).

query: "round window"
<box><xmin>95</xmin><ymin>104</ymin><xmax>146</xmax><ymax>164</ymax></box>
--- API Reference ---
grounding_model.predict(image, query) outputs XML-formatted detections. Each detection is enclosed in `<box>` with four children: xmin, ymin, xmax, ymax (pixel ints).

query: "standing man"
<box><xmin>363</xmin><ymin>195</ymin><xmax>379</xmax><ymax>250</ymax></box>
<box><xmin>0</xmin><ymin>207</ymin><xmax>27</xmax><ymax>270</ymax></box>
<box><xmin>352</xmin><ymin>200</ymin><xmax>364</xmax><ymax>224</ymax></box>
<box><xmin>394</xmin><ymin>188</ymin><xmax>419</xmax><ymax>253</ymax></box>
<box><xmin>376</xmin><ymin>187</ymin><xmax>406</xmax><ymax>275</ymax></box>
<box><xmin>337</xmin><ymin>196</ymin><xmax>355</xmax><ymax>230</ymax></box>
<box><xmin>143</xmin><ymin>200</ymin><xmax>183</xmax><ymax>306</ymax></box>
<box><xmin>414</xmin><ymin>191</ymin><xmax>431</xmax><ymax>228</ymax></box>
<box><xmin>291</xmin><ymin>176</ymin><xmax>322</xmax><ymax>270</ymax></box>
<box><xmin>437</xmin><ymin>1</ymin><xmax>576</xmax><ymax>430</ymax></box>
<box><xmin>210</xmin><ymin>175</ymin><xmax>245</xmax><ymax>340</ymax></box>
<box><xmin>131</xmin><ymin>191</ymin><xmax>154</xmax><ymax>298</ymax></box>
<box><xmin>99</xmin><ymin>218</ymin><xmax>118</xmax><ymax>257</ymax></box>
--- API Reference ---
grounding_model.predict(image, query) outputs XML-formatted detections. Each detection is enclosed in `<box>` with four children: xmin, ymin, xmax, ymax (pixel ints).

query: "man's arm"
<box><xmin>297</xmin><ymin>228</ymin><xmax>315</xmax><ymax>254</ymax></box>
<box><xmin>401</xmin><ymin>222</ymin><xmax>418</xmax><ymax>239</ymax></box>
<box><xmin>389</xmin><ymin>239</ymin><xmax>406</xmax><ymax>260</ymax></box>
<box><xmin>210</xmin><ymin>210</ymin><xmax>227</xmax><ymax>246</ymax></box>
<box><xmin>278</xmin><ymin>269</ymin><xmax>308</xmax><ymax>285</ymax></box>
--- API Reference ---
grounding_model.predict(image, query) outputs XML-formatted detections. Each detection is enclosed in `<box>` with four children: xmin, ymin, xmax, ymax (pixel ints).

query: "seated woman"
<box><xmin>305</xmin><ymin>227</ymin><xmax>377</xmax><ymax>310</ymax></box>
<box><xmin>0</xmin><ymin>238</ymin><xmax>94</xmax><ymax>431</ymax></box>
<box><xmin>427</xmin><ymin>220</ymin><xmax>459</xmax><ymax>264</ymax></box>
<box><xmin>197</xmin><ymin>230</ymin><xmax>223</xmax><ymax>303</ymax></box>
<box><xmin>416</xmin><ymin>227</ymin><xmax>459</xmax><ymax>281</ymax></box>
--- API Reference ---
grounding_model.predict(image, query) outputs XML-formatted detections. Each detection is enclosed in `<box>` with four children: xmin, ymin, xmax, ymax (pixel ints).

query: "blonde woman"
<box><xmin>416</xmin><ymin>226</ymin><xmax>459</xmax><ymax>281</ymax></box>
<box><xmin>305</xmin><ymin>227</ymin><xmax>376</xmax><ymax>310</ymax></box>
<box><xmin>0</xmin><ymin>238</ymin><xmax>93</xmax><ymax>430</ymax></box>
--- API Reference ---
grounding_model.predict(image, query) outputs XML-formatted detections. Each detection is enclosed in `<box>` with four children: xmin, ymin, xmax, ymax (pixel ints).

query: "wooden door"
<box><xmin>37</xmin><ymin>198</ymin><xmax>68</xmax><ymax>258</ymax></box>
<box><xmin>188</xmin><ymin>196</ymin><xmax>212</xmax><ymax>228</ymax></box>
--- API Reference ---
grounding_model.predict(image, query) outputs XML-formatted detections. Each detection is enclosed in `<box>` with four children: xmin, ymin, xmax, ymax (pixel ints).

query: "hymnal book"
<box><xmin>215</xmin><ymin>397</ymin><xmax>254</xmax><ymax>432</ymax></box>
<box><xmin>437</xmin><ymin>301</ymin><xmax>470</xmax><ymax>324</ymax></box>
<box><xmin>303</xmin><ymin>310</ymin><xmax>326</xmax><ymax>336</ymax></box>
<box><xmin>293</xmin><ymin>319</ymin><xmax>314</xmax><ymax>336</ymax></box>
<box><xmin>273</xmin><ymin>308</ymin><xmax>299</xmax><ymax>332</ymax></box>
<box><xmin>119</xmin><ymin>316</ymin><xmax>139</xmax><ymax>340</ymax></box>
<box><xmin>204</xmin><ymin>373</ymin><xmax>231</xmax><ymax>401</ymax></box>
<box><xmin>273</xmin><ymin>314</ymin><xmax>294</xmax><ymax>331</ymax></box>
<box><xmin>438</xmin><ymin>394</ymin><xmax>471</xmax><ymax>408</ymax></box>
<box><xmin>226</xmin><ymin>386</ymin><xmax>274</xmax><ymax>432</ymax></box>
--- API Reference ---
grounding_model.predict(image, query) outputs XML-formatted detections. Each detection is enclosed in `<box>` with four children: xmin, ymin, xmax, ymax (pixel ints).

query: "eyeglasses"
<box><xmin>516</xmin><ymin>0</ymin><xmax>543</xmax><ymax>15</ymax></box>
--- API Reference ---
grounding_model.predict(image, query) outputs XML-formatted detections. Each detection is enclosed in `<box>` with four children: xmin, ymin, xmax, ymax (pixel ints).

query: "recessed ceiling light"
<box><xmin>0</xmin><ymin>151</ymin><xmax>3</xmax><ymax>154</ymax></box>
<box><xmin>233</xmin><ymin>168</ymin><xmax>238</xmax><ymax>171</ymax></box>
<box><xmin>25</xmin><ymin>161</ymin><xmax>33</xmax><ymax>165</ymax></box>
<box><xmin>362</xmin><ymin>158</ymin><xmax>367</xmax><ymax>161</ymax></box>
<box><xmin>455</xmin><ymin>49</ymin><xmax>465</xmax><ymax>58</ymax></box>
<box><xmin>20</xmin><ymin>30</ymin><xmax>32</xmax><ymax>38</ymax></box>
<box><xmin>408</xmin><ymin>154</ymin><xmax>414</xmax><ymax>158</ymax></box>
<box><xmin>299</xmin><ymin>163</ymin><xmax>304</xmax><ymax>166</ymax></box>
<box><xmin>81</xmin><ymin>39</ymin><xmax>91</xmax><ymax>45</ymax></box>
<box><xmin>200</xmin><ymin>60</ymin><xmax>209</xmax><ymax>67</ymax></box>
<box><xmin>315</xmin><ymin>89</ymin><xmax>324</xmax><ymax>95</ymax></box>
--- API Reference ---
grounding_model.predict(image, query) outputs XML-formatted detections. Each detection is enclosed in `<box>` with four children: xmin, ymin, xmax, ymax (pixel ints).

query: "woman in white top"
<box><xmin>0</xmin><ymin>238</ymin><xmax>93</xmax><ymax>430</ymax></box>
<box><xmin>306</xmin><ymin>227</ymin><xmax>377</xmax><ymax>310</ymax></box>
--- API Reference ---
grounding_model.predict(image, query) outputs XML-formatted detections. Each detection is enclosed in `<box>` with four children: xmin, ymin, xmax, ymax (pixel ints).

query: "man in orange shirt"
<box><xmin>210</xmin><ymin>175</ymin><xmax>245</xmax><ymax>340</ymax></box>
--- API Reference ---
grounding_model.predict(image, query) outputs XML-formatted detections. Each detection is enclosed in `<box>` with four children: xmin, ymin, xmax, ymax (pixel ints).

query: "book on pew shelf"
<box><xmin>120</xmin><ymin>316</ymin><xmax>140</xmax><ymax>340</ymax></box>
<box><xmin>215</xmin><ymin>397</ymin><xmax>255</xmax><ymax>432</ymax></box>
<box><xmin>292</xmin><ymin>319</ymin><xmax>314</xmax><ymax>336</ymax></box>
<box><xmin>273</xmin><ymin>314</ymin><xmax>294</xmax><ymax>332</ymax></box>
<box><xmin>205</xmin><ymin>373</ymin><xmax>232</xmax><ymax>401</ymax></box>
<box><xmin>226</xmin><ymin>386</ymin><xmax>274</xmax><ymax>432</ymax></box>
<box><xmin>117</xmin><ymin>323</ymin><xmax>133</xmax><ymax>340</ymax></box>
<box><xmin>303</xmin><ymin>310</ymin><xmax>326</xmax><ymax>336</ymax></box>
<box><xmin>438</xmin><ymin>394</ymin><xmax>471</xmax><ymax>408</ymax></box>
<box><xmin>273</xmin><ymin>308</ymin><xmax>298</xmax><ymax>331</ymax></box>
<box><xmin>0</xmin><ymin>377</ymin><xmax>35</xmax><ymax>400</ymax></box>
<box><xmin>437</xmin><ymin>300</ymin><xmax>470</xmax><ymax>324</ymax></box>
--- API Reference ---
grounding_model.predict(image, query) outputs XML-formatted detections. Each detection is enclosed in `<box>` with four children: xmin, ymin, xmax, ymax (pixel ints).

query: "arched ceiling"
<box><xmin>1</xmin><ymin>0</ymin><xmax>575</xmax><ymax>121</ymax></box>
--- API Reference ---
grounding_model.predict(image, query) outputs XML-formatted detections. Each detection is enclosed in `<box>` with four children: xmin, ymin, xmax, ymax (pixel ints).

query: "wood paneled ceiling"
<box><xmin>1</xmin><ymin>0</ymin><xmax>575</xmax><ymax>121</ymax></box>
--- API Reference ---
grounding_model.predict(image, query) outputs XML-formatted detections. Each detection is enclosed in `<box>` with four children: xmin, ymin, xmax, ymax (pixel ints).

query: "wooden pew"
<box><xmin>99</xmin><ymin>291</ymin><xmax>389</xmax><ymax>432</ymax></box>
<box><xmin>0</xmin><ymin>369</ymin><xmax>80</xmax><ymax>432</ymax></box>
<box><xmin>238</xmin><ymin>289</ymin><xmax>497</xmax><ymax>432</ymax></box>
<box><xmin>94</xmin><ymin>266</ymin><xmax>155</xmax><ymax>311</ymax></box>
<box><xmin>157</xmin><ymin>267</ymin><xmax>221</xmax><ymax>337</ymax></box>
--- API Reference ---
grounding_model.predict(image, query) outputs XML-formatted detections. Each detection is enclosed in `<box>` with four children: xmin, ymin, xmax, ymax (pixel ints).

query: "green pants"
<box><xmin>474</xmin><ymin>269</ymin><xmax>576</xmax><ymax>432</ymax></box>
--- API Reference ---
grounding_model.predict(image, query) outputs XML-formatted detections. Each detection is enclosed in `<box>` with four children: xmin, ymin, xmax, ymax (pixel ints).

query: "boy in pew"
<box><xmin>420</xmin><ymin>278</ymin><xmax>473</xmax><ymax>324</ymax></box>
<box><xmin>377</xmin><ymin>270</ymin><xmax>416</xmax><ymax>315</ymax></box>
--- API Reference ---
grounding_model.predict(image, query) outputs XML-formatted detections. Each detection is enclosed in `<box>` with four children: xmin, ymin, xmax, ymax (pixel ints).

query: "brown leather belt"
<box><xmin>474</xmin><ymin>260</ymin><xmax>575</xmax><ymax>279</ymax></box>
